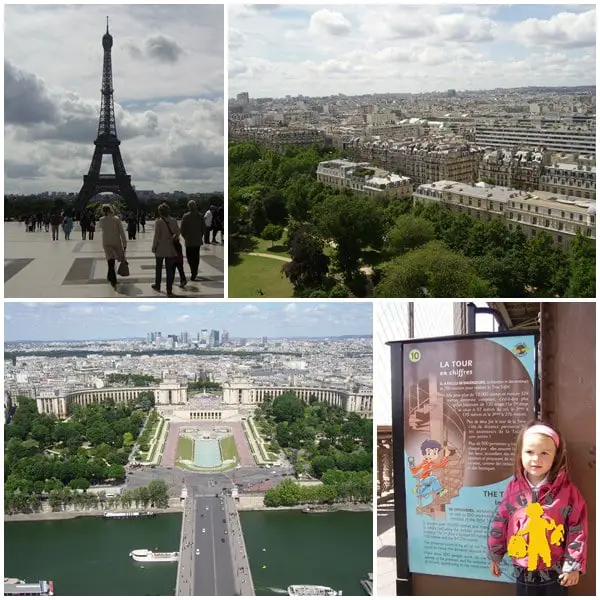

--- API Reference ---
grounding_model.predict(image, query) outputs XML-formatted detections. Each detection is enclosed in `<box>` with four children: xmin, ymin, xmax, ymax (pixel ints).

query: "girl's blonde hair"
<box><xmin>513</xmin><ymin>418</ymin><xmax>568</xmax><ymax>482</ymax></box>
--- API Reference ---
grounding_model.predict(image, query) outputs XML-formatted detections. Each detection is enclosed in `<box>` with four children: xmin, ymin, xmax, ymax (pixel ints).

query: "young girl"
<box><xmin>488</xmin><ymin>420</ymin><xmax>587</xmax><ymax>595</ymax></box>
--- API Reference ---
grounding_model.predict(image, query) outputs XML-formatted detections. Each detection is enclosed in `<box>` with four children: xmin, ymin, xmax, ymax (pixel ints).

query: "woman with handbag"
<box><xmin>99</xmin><ymin>204</ymin><xmax>127</xmax><ymax>289</ymax></box>
<box><xmin>151</xmin><ymin>203</ymin><xmax>185</xmax><ymax>297</ymax></box>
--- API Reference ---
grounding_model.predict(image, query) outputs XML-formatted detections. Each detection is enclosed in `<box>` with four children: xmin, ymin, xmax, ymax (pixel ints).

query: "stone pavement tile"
<box><xmin>4</xmin><ymin>221</ymin><xmax>224</xmax><ymax>298</ymax></box>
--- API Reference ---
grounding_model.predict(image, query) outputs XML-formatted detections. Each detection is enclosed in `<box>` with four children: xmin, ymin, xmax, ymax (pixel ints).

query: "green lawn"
<box><xmin>229</xmin><ymin>254</ymin><xmax>293</xmax><ymax>298</ymax></box>
<box><xmin>177</xmin><ymin>436</ymin><xmax>194</xmax><ymax>461</ymax></box>
<box><xmin>220</xmin><ymin>436</ymin><xmax>239</xmax><ymax>462</ymax></box>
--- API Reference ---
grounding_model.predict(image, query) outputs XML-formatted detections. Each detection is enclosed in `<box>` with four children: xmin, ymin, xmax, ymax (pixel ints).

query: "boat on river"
<box><xmin>288</xmin><ymin>585</ymin><xmax>341</xmax><ymax>596</ymax></box>
<box><xmin>104</xmin><ymin>511</ymin><xmax>155</xmax><ymax>519</ymax></box>
<box><xmin>4</xmin><ymin>578</ymin><xmax>54</xmax><ymax>596</ymax></box>
<box><xmin>129</xmin><ymin>549</ymin><xmax>179</xmax><ymax>563</ymax></box>
<box><xmin>301</xmin><ymin>506</ymin><xmax>331</xmax><ymax>514</ymax></box>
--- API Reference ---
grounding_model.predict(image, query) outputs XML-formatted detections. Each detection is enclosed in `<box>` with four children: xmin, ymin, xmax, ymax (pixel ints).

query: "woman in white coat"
<box><xmin>99</xmin><ymin>204</ymin><xmax>127</xmax><ymax>289</ymax></box>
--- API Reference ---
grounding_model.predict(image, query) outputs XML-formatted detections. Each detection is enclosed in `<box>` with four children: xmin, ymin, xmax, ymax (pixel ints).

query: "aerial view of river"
<box><xmin>5</xmin><ymin>509</ymin><xmax>372</xmax><ymax>596</ymax></box>
<box><xmin>4</xmin><ymin>514</ymin><xmax>182</xmax><ymax>596</ymax></box>
<box><xmin>240</xmin><ymin>510</ymin><xmax>373</xmax><ymax>596</ymax></box>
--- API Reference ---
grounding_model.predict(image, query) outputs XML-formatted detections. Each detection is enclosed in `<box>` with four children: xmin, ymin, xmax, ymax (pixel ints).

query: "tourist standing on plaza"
<box><xmin>99</xmin><ymin>204</ymin><xmax>127</xmax><ymax>289</ymax></box>
<box><xmin>127</xmin><ymin>211</ymin><xmax>138</xmax><ymax>240</ymax></box>
<box><xmin>50</xmin><ymin>212</ymin><xmax>62</xmax><ymax>241</ymax></box>
<box><xmin>180</xmin><ymin>200</ymin><xmax>205</xmax><ymax>281</ymax></box>
<box><xmin>62</xmin><ymin>212</ymin><xmax>73</xmax><ymax>240</ymax></box>
<box><xmin>203</xmin><ymin>205</ymin><xmax>213</xmax><ymax>244</ymax></box>
<box><xmin>488</xmin><ymin>421</ymin><xmax>587</xmax><ymax>595</ymax></box>
<box><xmin>80</xmin><ymin>211</ymin><xmax>90</xmax><ymax>240</ymax></box>
<box><xmin>88</xmin><ymin>211</ymin><xmax>96</xmax><ymax>241</ymax></box>
<box><xmin>152</xmin><ymin>202</ymin><xmax>182</xmax><ymax>297</ymax></box>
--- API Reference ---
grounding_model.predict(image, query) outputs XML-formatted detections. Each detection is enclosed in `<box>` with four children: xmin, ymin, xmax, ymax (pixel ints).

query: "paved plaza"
<box><xmin>4</xmin><ymin>221</ymin><xmax>224</xmax><ymax>298</ymax></box>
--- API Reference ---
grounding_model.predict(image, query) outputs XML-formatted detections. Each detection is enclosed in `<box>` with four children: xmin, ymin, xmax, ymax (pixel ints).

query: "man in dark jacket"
<box><xmin>180</xmin><ymin>200</ymin><xmax>205</xmax><ymax>281</ymax></box>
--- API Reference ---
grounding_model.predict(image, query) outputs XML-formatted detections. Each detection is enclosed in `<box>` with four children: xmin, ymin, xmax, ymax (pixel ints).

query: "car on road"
<box><xmin>195</xmin><ymin>549</ymin><xmax>199</xmax><ymax>555</ymax></box>
<box><xmin>202</xmin><ymin>528</ymin><xmax>206</xmax><ymax>533</ymax></box>
<box><xmin>224</xmin><ymin>530</ymin><xmax>228</xmax><ymax>534</ymax></box>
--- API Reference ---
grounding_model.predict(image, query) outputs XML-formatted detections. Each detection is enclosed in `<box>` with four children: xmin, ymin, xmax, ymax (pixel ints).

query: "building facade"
<box><xmin>539</xmin><ymin>163</ymin><xmax>596</xmax><ymax>200</ymax></box>
<box><xmin>473</xmin><ymin>124</ymin><xmax>596</xmax><ymax>155</ymax></box>
<box><xmin>316</xmin><ymin>159</ymin><xmax>412</xmax><ymax>198</ymax></box>
<box><xmin>35</xmin><ymin>381</ymin><xmax>188</xmax><ymax>419</ymax></box>
<box><xmin>222</xmin><ymin>381</ymin><xmax>373</xmax><ymax>418</ymax></box>
<box><xmin>413</xmin><ymin>180</ymin><xmax>596</xmax><ymax>246</ymax></box>
<box><xmin>342</xmin><ymin>139</ymin><xmax>484</xmax><ymax>186</ymax></box>
<box><xmin>478</xmin><ymin>148</ymin><xmax>549</xmax><ymax>191</ymax></box>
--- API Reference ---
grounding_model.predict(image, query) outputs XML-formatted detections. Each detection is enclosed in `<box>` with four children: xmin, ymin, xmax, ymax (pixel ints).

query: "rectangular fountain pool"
<box><xmin>193</xmin><ymin>439</ymin><xmax>222</xmax><ymax>468</ymax></box>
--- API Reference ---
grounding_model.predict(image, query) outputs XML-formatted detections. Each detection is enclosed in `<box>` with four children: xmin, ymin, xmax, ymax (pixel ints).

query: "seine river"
<box><xmin>4</xmin><ymin>510</ymin><xmax>372</xmax><ymax>596</ymax></box>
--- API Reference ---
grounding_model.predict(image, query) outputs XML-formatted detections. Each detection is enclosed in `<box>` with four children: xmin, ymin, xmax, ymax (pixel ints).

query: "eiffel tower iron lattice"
<box><xmin>75</xmin><ymin>18</ymin><xmax>139</xmax><ymax>212</ymax></box>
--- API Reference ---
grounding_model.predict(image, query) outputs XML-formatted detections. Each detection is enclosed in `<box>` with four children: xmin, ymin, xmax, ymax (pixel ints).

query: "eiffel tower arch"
<box><xmin>76</xmin><ymin>18</ymin><xmax>140</xmax><ymax>213</ymax></box>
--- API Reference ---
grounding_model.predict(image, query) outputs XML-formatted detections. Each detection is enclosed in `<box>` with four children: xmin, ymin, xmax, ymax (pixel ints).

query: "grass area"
<box><xmin>220</xmin><ymin>436</ymin><xmax>239</xmax><ymax>462</ymax></box>
<box><xmin>177</xmin><ymin>436</ymin><xmax>194</xmax><ymax>461</ymax></box>
<box><xmin>229</xmin><ymin>254</ymin><xmax>293</xmax><ymax>298</ymax></box>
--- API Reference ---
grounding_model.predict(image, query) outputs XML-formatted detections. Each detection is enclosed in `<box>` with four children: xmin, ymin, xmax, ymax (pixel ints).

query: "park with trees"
<box><xmin>253</xmin><ymin>392</ymin><xmax>373</xmax><ymax>507</ymax></box>
<box><xmin>4</xmin><ymin>394</ymin><xmax>161</xmax><ymax>515</ymax></box>
<box><xmin>229</xmin><ymin>141</ymin><xmax>595</xmax><ymax>298</ymax></box>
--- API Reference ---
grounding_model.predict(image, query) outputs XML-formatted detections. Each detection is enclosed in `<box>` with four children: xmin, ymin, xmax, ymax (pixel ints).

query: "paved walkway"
<box><xmin>4</xmin><ymin>221</ymin><xmax>224</xmax><ymax>298</ymax></box>
<box><xmin>378</xmin><ymin>497</ymin><xmax>397</xmax><ymax>596</ymax></box>
<box><xmin>246</xmin><ymin>252</ymin><xmax>291</xmax><ymax>262</ymax></box>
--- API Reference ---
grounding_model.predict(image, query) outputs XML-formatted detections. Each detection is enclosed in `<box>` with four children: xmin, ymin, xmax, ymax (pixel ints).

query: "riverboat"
<box><xmin>4</xmin><ymin>578</ymin><xmax>54</xmax><ymax>596</ymax></box>
<box><xmin>129</xmin><ymin>549</ymin><xmax>179</xmax><ymax>563</ymax></box>
<box><xmin>301</xmin><ymin>506</ymin><xmax>330</xmax><ymax>514</ymax></box>
<box><xmin>288</xmin><ymin>585</ymin><xmax>341</xmax><ymax>596</ymax></box>
<box><xmin>103</xmin><ymin>511</ymin><xmax>156</xmax><ymax>519</ymax></box>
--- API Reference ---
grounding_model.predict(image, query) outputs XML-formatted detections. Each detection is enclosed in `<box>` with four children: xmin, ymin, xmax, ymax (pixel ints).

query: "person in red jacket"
<box><xmin>488</xmin><ymin>420</ymin><xmax>587</xmax><ymax>595</ymax></box>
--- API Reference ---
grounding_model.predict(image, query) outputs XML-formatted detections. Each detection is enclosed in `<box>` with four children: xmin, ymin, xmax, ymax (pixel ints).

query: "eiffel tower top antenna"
<box><xmin>106</xmin><ymin>16</ymin><xmax>109</xmax><ymax>33</ymax></box>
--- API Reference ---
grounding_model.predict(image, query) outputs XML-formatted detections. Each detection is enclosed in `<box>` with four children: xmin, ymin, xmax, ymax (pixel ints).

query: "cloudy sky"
<box><xmin>229</xmin><ymin>4</ymin><xmax>596</xmax><ymax>98</ymax></box>
<box><xmin>4</xmin><ymin>302</ymin><xmax>373</xmax><ymax>342</ymax></box>
<box><xmin>5</xmin><ymin>5</ymin><xmax>224</xmax><ymax>194</ymax></box>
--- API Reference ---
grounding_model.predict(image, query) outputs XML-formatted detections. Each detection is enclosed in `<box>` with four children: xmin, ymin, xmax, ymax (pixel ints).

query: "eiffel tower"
<box><xmin>75</xmin><ymin>18</ymin><xmax>139</xmax><ymax>212</ymax></box>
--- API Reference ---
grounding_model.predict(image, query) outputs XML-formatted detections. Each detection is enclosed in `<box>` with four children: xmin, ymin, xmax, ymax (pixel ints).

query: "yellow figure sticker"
<box><xmin>507</xmin><ymin>502</ymin><xmax>564</xmax><ymax>571</ymax></box>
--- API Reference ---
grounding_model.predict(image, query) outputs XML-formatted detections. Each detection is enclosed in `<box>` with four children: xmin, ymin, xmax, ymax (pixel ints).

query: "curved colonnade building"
<box><xmin>35</xmin><ymin>380</ymin><xmax>373</xmax><ymax>420</ymax></box>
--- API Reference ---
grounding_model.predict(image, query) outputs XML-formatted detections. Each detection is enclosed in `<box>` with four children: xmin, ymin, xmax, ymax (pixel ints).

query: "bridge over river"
<box><xmin>175</xmin><ymin>489</ymin><xmax>254</xmax><ymax>596</ymax></box>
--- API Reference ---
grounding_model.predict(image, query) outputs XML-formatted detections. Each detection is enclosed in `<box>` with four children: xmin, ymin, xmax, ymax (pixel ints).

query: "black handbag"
<box><xmin>163</xmin><ymin>218</ymin><xmax>183</xmax><ymax>259</ymax></box>
<box><xmin>117</xmin><ymin>260</ymin><xmax>130</xmax><ymax>276</ymax></box>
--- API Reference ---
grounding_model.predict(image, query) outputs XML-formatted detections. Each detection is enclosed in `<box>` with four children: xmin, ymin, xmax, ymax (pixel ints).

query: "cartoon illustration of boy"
<box><xmin>408</xmin><ymin>439</ymin><xmax>451</xmax><ymax>499</ymax></box>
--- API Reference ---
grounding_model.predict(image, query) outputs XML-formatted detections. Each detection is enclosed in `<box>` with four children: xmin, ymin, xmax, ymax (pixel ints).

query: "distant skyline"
<box><xmin>5</xmin><ymin>5</ymin><xmax>224</xmax><ymax>195</ymax></box>
<box><xmin>229</xmin><ymin>4</ymin><xmax>596</xmax><ymax>97</ymax></box>
<box><xmin>4</xmin><ymin>302</ymin><xmax>373</xmax><ymax>342</ymax></box>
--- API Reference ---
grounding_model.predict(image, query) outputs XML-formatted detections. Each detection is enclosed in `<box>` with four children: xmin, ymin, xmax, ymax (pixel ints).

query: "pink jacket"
<box><xmin>487</xmin><ymin>470</ymin><xmax>587</xmax><ymax>574</ymax></box>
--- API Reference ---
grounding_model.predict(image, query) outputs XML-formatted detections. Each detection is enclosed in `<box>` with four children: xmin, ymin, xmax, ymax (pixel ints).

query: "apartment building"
<box><xmin>316</xmin><ymin>159</ymin><xmax>413</xmax><ymax>198</ymax></box>
<box><xmin>478</xmin><ymin>148</ymin><xmax>549</xmax><ymax>191</ymax></box>
<box><xmin>342</xmin><ymin>139</ymin><xmax>483</xmax><ymax>186</ymax></box>
<box><xmin>539</xmin><ymin>162</ymin><xmax>596</xmax><ymax>200</ymax></box>
<box><xmin>229</xmin><ymin>126</ymin><xmax>331</xmax><ymax>151</ymax></box>
<box><xmin>413</xmin><ymin>181</ymin><xmax>595</xmax><ymax>246</ymax></box>
<box><xmin>474</xmin><ymin>124</ymin><xmax>595</xmax><ymax>154</ymax></box>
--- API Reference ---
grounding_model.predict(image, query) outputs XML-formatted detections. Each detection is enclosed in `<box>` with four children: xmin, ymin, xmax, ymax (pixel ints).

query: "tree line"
<box><xmin>229</xmin><ymin>141</ymin><xmax>595</xmax><ymax>298</ymax></box>
<box><xmin>254</xmin><ymin>392</ymin><xmax>372</xmax><ymax>507</ymax></box>
<box><xmin>5</xmin><ymin>479</ymin><xmax>170</xmax><ymax>515</ymax></box>
<box><xmin>4</xmin><ymin>396</ymin><xmax>155</xmax><ymax>513</ymax></box>
<box><xmin>4</xmin><ymin>194</ymin><xmax>224</xmax><ymax>221</ymax></box>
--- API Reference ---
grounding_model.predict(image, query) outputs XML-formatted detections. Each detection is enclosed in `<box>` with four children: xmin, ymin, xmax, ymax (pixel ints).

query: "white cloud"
<box><xmin>137</xmin><ymin>305</ymin><xmax>156</xmax><ymax>312</ymax></box>
<box><xmin>282</xmin><ymin>304</ymin><xmax>297</xmax><ymax>315</ymax></box>
<box><xmin>309</xmin><ymin>9</ymin><xmax>351</xmax><ymax>37</ymax></box>
<box><xmin>240</xmin><ymin>305</ymin><xmax>260</xmax><ymax>315</ymax></box>
<box><xmin>230</xmin><ymin>5</ymin><xmax>595</xmax><ymax>97</ymax></box>
<box><xmin>512</xmin><ymin>9</ymin><xmax>596</xmax><ymax>49</ymax></box>
<box><xmin>175</xmin><ymin>315</ymin><xmax>191</xmax><ymax>323</ymax></box>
